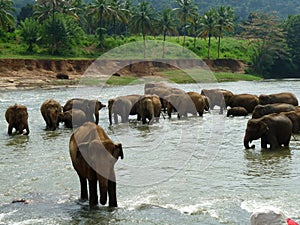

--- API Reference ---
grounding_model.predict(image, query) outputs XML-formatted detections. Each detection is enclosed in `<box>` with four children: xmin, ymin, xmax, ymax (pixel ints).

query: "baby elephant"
<box><xmin>227</xmin><ymin>107</ymin><xmax>248</xmax><ymax>117</ymax></box>
<box><xmin>5</xmin><ymin>104</ymin><xmax>30</xmax><ymax>135</ymax></box>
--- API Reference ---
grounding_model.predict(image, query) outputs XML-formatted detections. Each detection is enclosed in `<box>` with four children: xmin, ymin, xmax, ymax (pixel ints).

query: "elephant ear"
<box><xmin>259</xmin><ymin>121</ymin><xmax>269</xmax><ymax>134</ymax></box>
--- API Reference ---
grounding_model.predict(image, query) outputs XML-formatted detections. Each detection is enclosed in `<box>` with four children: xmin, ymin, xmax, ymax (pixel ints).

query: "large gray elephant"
<box><xmin>69</xmin><ymin>122</ymin><xmax>123</xmax><ymax>207</ymax></box>
<box><xmin>259</xmin><ymin>92</ymin><xmax>298</xmax><ymax>106</ymax></box>
<box><xmin>41</xmin><ymin>99</ymin><xmax>62</xmax><ymax>131</ymax></box>
<box><xmin>252</xmin><ymin>103</ymin><xmax>295</xmax><ymax>118</ymax></box>
<box><xmin>227</xmin><ymin>93</ymin><xmax>259</xmax><ymax>113</ymax></box>
<box><xmin>244</xmin><ymin>113</ymin><xmax>292</xmax><ymax>150</ymax></box>
<box><xmin>165</xmin><ymin>92</ymin><xmax>196</xmax><ymax>119</ymax></box>
<box><xmin>5</xmin><ymin>104</ymin><xmax>30</xmax><ymax>135</ymax></box>
<box><xmin>63</xmin><ymin>98</ymin><xmax>106</xmax><ymax>125</ymax></box>
<box><xmin>108</xmin><ymin>94</ymin><xmax>141</xmax><ymax>125</ymax></box>
<box><xmin>136</xmin><ymin>95</ymin><xmax>162</xmax><ymax>124</ymax></box>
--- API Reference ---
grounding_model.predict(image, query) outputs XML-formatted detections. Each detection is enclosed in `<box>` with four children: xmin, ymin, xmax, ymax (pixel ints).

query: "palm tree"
<box><xmin>157</xmin><ymin>8</ymin><xmax>178</xmax><ymax>58</ymax></box>
<box><xmin>130</xmin><ymin>1</ymin><xmax>155</xmax><ymax>58</ymax></box>
<box><xmin>188</xmin><ymin>15</ymin><xmax>201</xmax><ymax>48</ymax></box>
<box><xmin>34</xmin><ymin>0</ymin><xmax>78</xmax><ymax>55</ymax></box>
<box><xmin>198</xmin><ymin>8</ymin><xmax>218</xmax><ymax>59</ymax></box>
<box><xmin>88</xmin><ymin>0</ymin><xmax>115</xmax><ymax>47</ymax></box>
<box><xmin>173</xmin><ymin>0</ymin><xmax>198</xmax><ymax>49</ymax></box>
<box><xmin>0</xmin><ymin>0</ymin><xmax>15</xmax><ymax>31</ymax></box>
<box><xmin>110</xmin><ymin>0</ymin><xmax>130</xmax><ymax>40</ymax></box>
<box><xmin>216</xmin><ymin>6</ymin><xmax>235</xmax><ymax>58</ymax></box>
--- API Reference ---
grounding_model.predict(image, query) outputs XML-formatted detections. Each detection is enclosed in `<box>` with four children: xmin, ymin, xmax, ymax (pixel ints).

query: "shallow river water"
<box><xmin>0</xmin><ymin>80</ymin><xmax>300</xmax><ymax>225</ymax></box>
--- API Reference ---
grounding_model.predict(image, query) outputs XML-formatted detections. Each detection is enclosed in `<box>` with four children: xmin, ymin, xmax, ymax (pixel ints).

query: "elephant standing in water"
<box><xmin>108</xmin><ymin>94</ymin><xmax>141</xmax><ymax>125</ymax></box>
<box><xmin>252</xmin><ymin>103</ymin><xmax>295</xmax><ymax>119</ymax></box>
<box><xmin>5</xmin><ymin>104</ymin><xmax>30</xmax><ymax>135</ymax></box>
<box><xmin>259</xmin><ymin>92</ymin><xmax>298</xmax><ymax>106</ymax></box>
<box><xmin>244</xmin><ymin>113</ymin><xmax>292</xmax><ymax>150</ymax></box>
<box><xmin>59</xmin><ymin>109</ymin><xmax>87</xmax><ymax>128</ymax></box>
<box><xmin>40</xmin><ymin>99</ymin><xmax>62</xmax><ymax>131</ymax></box>
<box><xmin>227</xmin><ymin>93</ymin><xmax>259</xmax><ymax>113</ymax></box>
<box><xmin>136</xmin><ymin>95</ymin><xmax>162</xmax><ymax>124</ymax></box>
<box><xmin>63</xmin><ymin>98</ymin><xmax>106</xmax><ymax>125</ymax></box>
<box><xmin>69</xmin><ymin>122</ymin><xmax>123</xmax><ymax>207</ymax></box>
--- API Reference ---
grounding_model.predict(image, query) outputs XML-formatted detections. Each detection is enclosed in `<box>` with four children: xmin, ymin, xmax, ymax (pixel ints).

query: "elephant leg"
<box><xmin>8</xmin><ymin>123</ymin><xmax>13</xmax><ymax>135</ymax></box>
<box><xmin>114</xmin><ymin>113</ymin><xmax>118</xmax><ymax>124</ymax></box>
<box><xmin>107</xmin><ymin>169</ymin><xmax>117</xmax><ymax>207</ymax></box>
<box><xmin>108</xmin><ymin>180</ymin><xmax>117</xmax><ymax>207</ymax></box>
<box><xmin>268</xmin><ymin>136</ymin><xmax>279</xmax><ymax>150</ymax></box>
<box><xmin>261</xmin><ymin>137</ymin><xmax>268</xmax><ymax>149</ymax></box>
<box><xmin>88</xmin><ymin>179</ymin><xmax>98</xmax><ymax>206</ymax></box>
<box><xmin>79</xmin><ymin>176</ymin><xmax>88</xmax><ymax>201</ymax></box>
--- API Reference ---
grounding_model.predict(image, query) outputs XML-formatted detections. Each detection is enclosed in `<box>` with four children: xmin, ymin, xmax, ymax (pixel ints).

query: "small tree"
<box><xmin>198</xmin><ymin>8</ymin><xmax>218</xmax><ymax>59</ymax></box>
<box><xmin>130</xmin><ymin>1</ymin><xmax>155</xmax><ymax>58</ymax></box>
<box><xmin>157</xmin><ymin>8</ymin><xmax>178</xmax><ymax>58</ymax></box>
<box><xmin>19</xmin><ymin>18</ymin><xmax>41</xmax><ymax>52</ymax></box>
<box><xmin>41</xmin><ymin>14</ymin><xmax>84</xmax><ymax>55</ymax></box>
<box><xmin>216</xmin><ymin>6</ymin><xmax>235</xmax><ymax>58</ymax></box>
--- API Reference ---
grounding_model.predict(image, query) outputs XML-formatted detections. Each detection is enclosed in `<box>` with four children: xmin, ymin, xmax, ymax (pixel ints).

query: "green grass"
<box><xmin>0</xmin><ymin>35</ymin><xmax>254</xmax><ymax>62</ymax></box>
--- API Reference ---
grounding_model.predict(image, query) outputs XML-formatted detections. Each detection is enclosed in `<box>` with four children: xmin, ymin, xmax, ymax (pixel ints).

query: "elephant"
<box><xmin>63</xmin><ymin>98</ymin><xmax>106</xmax><ymax>125</ymax></box>
<box><xmin>40</xmin><ymin>99</ymin><xmax>62</xmax><ymax>131</ymax></box>
<box><xmin>69</xmin><ymin>122</ymin><xmax>123</xmax><ymax>207</ymax></box>
<box><xmin>200</xmin><ymin>89</ymin><xmax>233</xmax><ymax>114</ymax></box>
<box><xmin>252</xmin><ymin>103</ymin><xmax>295</xmax><ymax>119</ymax></box>
<box><xmin>59</xmin><ymin>109</ymin><xmax>87</xmax><ymax>128</ymax></box>
<box><xmin>259</xmin><ymin>92</ymin><xmax>298</xmax><ymax>106</ymax></box>
<box><xmin>108</xmin><ymin>94</ymin><xmax>141</xmax><ymax>125</ymax></box>
<box><xmin>244</xmin><ymin>113</ymin><xmax>292</xmax><ymax>150</ymax></box>
<box><xmin>280</xmin><ymin>111</ymin><xmax>300</xmax><ymax>133</ymax></box>
<box><xmin>187</xmin><ymin>91</ymin><xmax>207</xmax><ymax>116</ymax></box>
<box><xmin>226</xmin><ymin>106</ymin><xmax>248</xmax><ymax>117</ymax></box>
<box><xmin>227</xmin><ymin>93</ymin><xmax>259</xmax><ymax>113</ymax></box>
<box><xmin>5</xmin><ymin>104</ymin><xmax>30</xmax><ymax>135</ymax></box>
<box><xmin>144</xmin><ymin>82</ymin><xmax>170</xmax><ymax>92</ymax></box>
<box><xmin>165</xmin><ymin>92</ymin><xmax>196</xmax><ymax>119</ymax></box>
<box><xmin>136</xmin><ymin>95</ymin><xmax>162</xmax><ymax>124</ymax></box>
<box><xmin>145</xmin><ymin>86</ymin><xmax>173</xmax><ymax>113</ymax></box>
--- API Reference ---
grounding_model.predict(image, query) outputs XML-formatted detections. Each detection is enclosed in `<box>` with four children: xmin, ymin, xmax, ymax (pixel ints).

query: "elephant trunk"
<box><xmin>244</xmin><ymin>135</ymin><xmax>255</xmax><ymax>149</ymax></box>
<box><xmin>109</xmin><ymin>108</ymin><xmax>112</xmax><ymax>125</ymax></box>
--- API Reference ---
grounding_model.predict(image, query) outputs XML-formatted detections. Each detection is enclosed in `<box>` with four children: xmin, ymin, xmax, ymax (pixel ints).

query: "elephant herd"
<box><xmin>4</xmin><ymin>82</ymin><xmax>300</xmax><ymax>208</ymax></box>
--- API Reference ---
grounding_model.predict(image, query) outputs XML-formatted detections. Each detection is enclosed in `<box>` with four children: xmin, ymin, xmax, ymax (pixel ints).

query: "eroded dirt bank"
<box><xmin>0</xmin><ymin>58</ymin><xmax>247</xmax><ymax>89</ymax></box>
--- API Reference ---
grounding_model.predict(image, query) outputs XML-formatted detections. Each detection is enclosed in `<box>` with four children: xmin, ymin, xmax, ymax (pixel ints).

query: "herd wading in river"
<box><xmin>4</xmin><ymin>82</ymin><xmax>300</xmax><ymax>208</ymax></box>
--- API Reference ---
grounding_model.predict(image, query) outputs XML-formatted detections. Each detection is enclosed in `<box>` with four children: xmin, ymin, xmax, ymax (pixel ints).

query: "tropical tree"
<box><xmin>19</xmin><ymin>18</ymin><xmax>41</xmax><ymax>52</ymax></box>
<box><xmin>88</xmin><ymin>0</ymin><xmax>115</xmax><ymax>47</ymax></box>
<box><xmin>240</xmin><ymin>12</ymin><xmax>288</xmax><ymax>77</ymax></box>
<box><xmin>157</xmin><ymin>8</ymin><xmax>178</xmax><ymax>57</ymax></box>
<box><xmin>216</xmin><ymin>6</ymin><xmax>235</xmax><ymax>58</ymax></box>
<box><xmin>0</xmin><ymin>0</ymin><xmax>15</xmax><ymax>31</ymax></box>
<box><xmin>130</xmin><ymin>1</ymin><xmax>155</xmax><ymax>58</ymax></box>
<box><xmin>198</xmin><ymin>8</ymin><xmax>218</xmax><ymax>59</ymax></box>
<box><xmin>41</xmin><ymin>13</ymin><xmax>84</xmax><ymax>55</ymax></box>
<box><xmin>187</xmin><ymin>15</ymin><xmax>201</xmax><ymax>48</ymax></box>
<box><xmin>284</xmin><ymin>14</ymin><xmax>300</xmax><ymax>75</ymax></box>
<box><xmin>173</xmin><ymin>0</ymin><xmax>198</xmax><ymax>49</ymax></box>
<box><xmin>110</xmin><ymin>0</ymin><xmax>130</xmax><ymax>39</ymax></box>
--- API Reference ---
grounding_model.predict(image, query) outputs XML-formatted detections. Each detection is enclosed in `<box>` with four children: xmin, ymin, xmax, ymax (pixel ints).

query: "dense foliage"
<box><xmin>0</xmin><ymin>0</ymin><xmax>300</xmax><ymax>78</ymax></box>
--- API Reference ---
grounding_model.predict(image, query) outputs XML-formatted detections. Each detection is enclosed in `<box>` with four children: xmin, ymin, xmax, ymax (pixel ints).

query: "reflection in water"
<box><xmin>244</xmin><ymin>148</ymin><xmax>292</xmax><ymax>178</ymax></box>
<box><xmin>5</xmin><ymin>135</ymin><xmax>29</xmax><ymax>148</ymax></box>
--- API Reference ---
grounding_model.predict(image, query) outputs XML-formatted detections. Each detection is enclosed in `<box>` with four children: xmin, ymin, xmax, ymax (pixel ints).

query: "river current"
<box><xmin>0</xmin><ymin>80</ymin><xmax>300</xmax><ymax>225</ymax></box>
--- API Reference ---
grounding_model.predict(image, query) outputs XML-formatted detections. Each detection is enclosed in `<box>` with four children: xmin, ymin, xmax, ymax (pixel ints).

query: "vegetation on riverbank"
<box><xmin>1</xmin><ymin>0</ymin><xmax>300</xmax><ymax>80</ymax></box>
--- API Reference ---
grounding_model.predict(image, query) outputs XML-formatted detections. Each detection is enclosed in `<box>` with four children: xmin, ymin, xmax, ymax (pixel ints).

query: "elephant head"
<box><xmin>244</xmin><ymin>118</ymin><xmax>269</xmax><ymax>149</ymax></box>
<box><xmin>258</xmin><ymin>94</ymin><xmax>271</xmax><ymax>105</ymax></box>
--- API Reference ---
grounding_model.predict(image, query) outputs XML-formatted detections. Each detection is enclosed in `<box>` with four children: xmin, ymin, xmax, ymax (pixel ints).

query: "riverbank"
<box><xmin>0</xmin><ymin>58</ymin><xmax>260</xmax><ymax>89</ymax></box>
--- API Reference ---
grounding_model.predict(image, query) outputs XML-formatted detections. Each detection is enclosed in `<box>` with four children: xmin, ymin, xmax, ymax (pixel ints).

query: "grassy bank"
<box><xmin>0</xmin><ymin>35</ymin><xmax>254</xmax><ymax>62</ymax></box>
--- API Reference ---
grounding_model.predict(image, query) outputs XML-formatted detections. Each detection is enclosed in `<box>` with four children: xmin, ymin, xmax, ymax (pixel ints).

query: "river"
<box><xmin>0</xmin><ymin>80</ymin><xmax>300</xmax><ymax>225</ymax></box>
